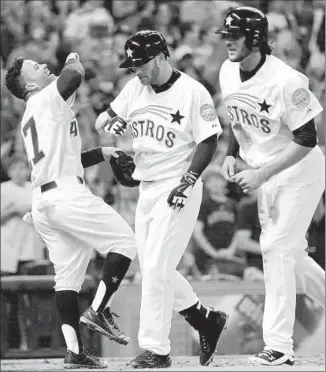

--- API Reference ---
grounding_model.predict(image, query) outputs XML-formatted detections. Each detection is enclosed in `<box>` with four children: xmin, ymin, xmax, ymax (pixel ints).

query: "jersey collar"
<box><xmin>239</xmin><ymin>54</ymin><xmax>266</xmax><ymax>82</ymax></box>
<box><xmin>150</xmin><ymin>69</ymin><xmax>181</xmax><ymax>94</ymax></box>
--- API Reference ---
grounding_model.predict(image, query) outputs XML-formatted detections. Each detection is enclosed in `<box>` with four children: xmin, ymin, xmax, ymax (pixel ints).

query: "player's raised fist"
<box><xmin>65</xmin><ymin>53</ymin><xmax>79</xmax><ymax>63</ymax></box>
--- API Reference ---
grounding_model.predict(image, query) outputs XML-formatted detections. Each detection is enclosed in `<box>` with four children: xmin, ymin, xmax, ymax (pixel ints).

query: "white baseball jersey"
<box><xmin>110</xmin><ymin>70</ymin><xmax>222</xmax><ymax>181</ymax></box>
<box><xmin>21</xmin><ymin>80</ymin><xmax>83</xmax><ymax>188</ymax></box>
<box><xmin>219</xmin><ymin>55</ymin><xmax>323</xmax><ymax>168</ymax></box>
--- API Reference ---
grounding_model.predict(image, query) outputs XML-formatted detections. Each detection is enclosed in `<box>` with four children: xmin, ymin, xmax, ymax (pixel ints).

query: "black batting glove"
<box><xmin>167</xmin><ymin>171</ymin><xmax>199</xmax><ymax>212</ymax></box>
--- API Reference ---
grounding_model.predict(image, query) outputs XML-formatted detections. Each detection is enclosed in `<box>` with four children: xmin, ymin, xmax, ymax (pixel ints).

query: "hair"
<box><xmin>5</xmin><ymin>57</ymin><xmax>26</xmax><ymax>99</ymax></box>
<box><xmin>259</xmin><ymin>40</ymin><xmax>272</xmax><ymax>55</ymax></box>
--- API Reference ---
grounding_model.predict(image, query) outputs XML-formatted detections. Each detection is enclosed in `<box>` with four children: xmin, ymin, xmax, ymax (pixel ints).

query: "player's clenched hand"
<box><xmin>95</xmin><ymin>111</ymin><xmax>129</xmax><ymax>136</ymax></box>
<box><xmin>221</xmin><ymin>156</ymin><xmax>237</xmax><ymax>182</ymax></box>
<box><xmin>167</xmin><ymin>171</ymin><xmax>199</xmax><ymax>212</ymax></box>
<box><xmin>101</xmin><ymin>147</ymin><xmax>121</xmax><ymax>161</ymax></box>
<box><xmin>232</xmin><ymin>169</ymin><xmax>266</xmax><ymax>193</ymax></box>
<box><xmin>65</xmin><ymin>53</ymin><xmax>80</xmax><ymax>62</ymax></box>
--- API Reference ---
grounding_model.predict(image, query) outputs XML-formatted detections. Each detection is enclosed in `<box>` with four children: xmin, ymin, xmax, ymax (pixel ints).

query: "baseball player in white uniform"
<box><xmin>5</xmin><ymin>54</ymin><xmax>139</xmax><ymax>369</ymax></box>
<box><xmin>95</xmin><ymin>30</ymin><xmax>228</xmax><ymax>368</ymax></box>
<box><xmin>216</xmin><ymin>7</ymin><xmax>325</xmax><ymax>366</ymax></box>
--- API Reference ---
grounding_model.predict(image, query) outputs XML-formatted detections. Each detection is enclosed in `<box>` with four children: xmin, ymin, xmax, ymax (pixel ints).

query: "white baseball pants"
<box><xmin>258</xmin><ymin>147</ymin><xmax>325</xmax><ymax>356</ymax></box>
<box><xmin>32</xmin><ymin>176</ymin><xmax>137</xmax><ymax>292</ymax></box>
<box><xmin>135</xmin><ymin>177</ymin><xmax>202</xmax><ymax>355</ymax></box>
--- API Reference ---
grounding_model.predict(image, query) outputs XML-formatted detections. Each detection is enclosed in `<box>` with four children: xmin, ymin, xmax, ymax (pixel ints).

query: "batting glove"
<box><xmin>167</xmin><ymin>171</ymin><xmax>199</xmax><ymax>212</ymax></box>
<box><xmin>95</xmin><ymin>111</ymin><xmax>128</xmax><ymax>136</ymax></box>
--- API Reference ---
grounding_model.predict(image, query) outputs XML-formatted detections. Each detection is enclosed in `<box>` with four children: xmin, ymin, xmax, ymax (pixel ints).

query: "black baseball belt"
<box><xmin>40</xmin><ymin>176</ymin><xmax>84</xmax><ymax>193</ymax></box>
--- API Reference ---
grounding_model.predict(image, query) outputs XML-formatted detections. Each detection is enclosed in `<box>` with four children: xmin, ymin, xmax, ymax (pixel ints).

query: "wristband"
<box><xmin>182</xmin><ymin>171</ymin><xmax>199</xmax><ymax>186</ymax></box>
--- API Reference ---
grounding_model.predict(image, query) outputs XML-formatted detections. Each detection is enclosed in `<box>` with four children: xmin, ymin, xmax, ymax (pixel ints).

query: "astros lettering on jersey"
<box><xmin>219</xmin><ymin>55</ymin><xmax>323</xmax><ymax>168</ymax></box>
<box><xmin>110</xmin><ymin>70</ymin><xmax>222</xmax><ymax>181</ymax></box>
<box><xmin>20</xmin><ymin>80</ymin><xmax>83</xmax><ymax>188</ymax></box>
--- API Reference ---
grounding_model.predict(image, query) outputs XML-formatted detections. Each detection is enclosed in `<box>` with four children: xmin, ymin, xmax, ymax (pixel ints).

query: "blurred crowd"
<box><xmin>1</xmin><ymin>0</ymin><xmax>325</xmax><ymax>281</ymax></box>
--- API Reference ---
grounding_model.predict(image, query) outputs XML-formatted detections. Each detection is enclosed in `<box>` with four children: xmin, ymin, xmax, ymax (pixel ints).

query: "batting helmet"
<box><xmin>119</xmin><ymin>30</ymin><xmax>170</xmax><ymax>68</ymax></box>
<box><xmin>215</xmin><ymin>7</ymin><xmax>270</xmax><ymax>51</ymax></box>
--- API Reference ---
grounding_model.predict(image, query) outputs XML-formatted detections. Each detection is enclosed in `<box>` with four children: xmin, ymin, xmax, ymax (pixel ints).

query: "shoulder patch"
<box><xmin>292</xmin><ymin>88</ymin><xmax>310</xmax><ymax>109</ymax></box>
<box><xmin>200</xmin><ymin>104</ymin><xmax>217</xmax><ymax>121</ymax></box>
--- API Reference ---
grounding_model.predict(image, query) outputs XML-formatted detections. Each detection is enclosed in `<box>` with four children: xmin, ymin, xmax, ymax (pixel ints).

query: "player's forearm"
<box><xmin>258</xmin><ymin>142</ymin><xmax>314</xmax><ymax>181</ymax></box>
<box><xmin>57</xmin><ymin>59</ymin><xmax>85</xmax><ymax>101</ymax></box>
<box><xmin>81</xmin><ymin>147</ymin><xmax>105</xmax><ymax>168</ymax></box>
<box><xmin>186</xmin><ymin>135</ymin><xmax>217</xmax><ymax>178</ymax></box>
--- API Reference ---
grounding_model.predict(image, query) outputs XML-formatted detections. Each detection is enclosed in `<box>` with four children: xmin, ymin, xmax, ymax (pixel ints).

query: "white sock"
<box><xmin>61</xmin><ymin>324</ymin><xmax>79</xmax><ymax>354</ymax></box>
<box><xmin>91</xmin><ymin>280</ymin><xmax>106</xmax><ymax>312</ymax></box>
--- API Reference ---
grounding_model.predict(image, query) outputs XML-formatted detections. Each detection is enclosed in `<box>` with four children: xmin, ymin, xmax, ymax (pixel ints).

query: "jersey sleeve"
<box><xmin>110</xmin><ymin>78</ymin><xmax>136</xmax><ymax>118</ymax></box>
<box><xmin>42</xmin><ymin>80</ymin><xmax>75</xmax><ymax>119</ymax></box>
<box><xmin>281</xmin><ymin>71</ymin><xmax>323</xmax><ymax>131</ymax></box>
<box><xmin>191</xmin><ymin>83</ymin><xmax>223</xmax><ymax>144</ymax></box>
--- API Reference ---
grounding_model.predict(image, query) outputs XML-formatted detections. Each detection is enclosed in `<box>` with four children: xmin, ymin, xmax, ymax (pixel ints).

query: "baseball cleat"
<box><xmin>64</xmin><ymin>349</ymin><xmax>107</xmax><ymax>369</ymax></box>
<box><xmin>199</xmin><ymin>309</ymin><xmax>228</xmax><ymax>366</ymax></box>
<box><xmin>80</xmin><ymin>306</ymin><xmax>130</xmax><ymax>345</ymax></box>
<box><xmin>128</xmin><ymin>350</ymin><xmax>172</xmax><ymax>369</ymax></box>
<box><xmin>248</xmin><ymin>349</ymin><xmax>295</xmax><ymax>366</ymax></box>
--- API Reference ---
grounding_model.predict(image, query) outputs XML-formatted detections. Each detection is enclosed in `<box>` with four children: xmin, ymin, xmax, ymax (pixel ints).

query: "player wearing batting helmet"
<box><xmin>218</xmin><ymin>6</ymin><xmax>325</xmax><ymax>367</ymax></box>
<box><xmin>95</xmin><ymin>29</ymin><xmax>228</xmax><ymax>368</ymax></box>
<box><xmin>119</xmin><ymin>30</ymin><xmax>170</xmax><ymax>69</ymax></box>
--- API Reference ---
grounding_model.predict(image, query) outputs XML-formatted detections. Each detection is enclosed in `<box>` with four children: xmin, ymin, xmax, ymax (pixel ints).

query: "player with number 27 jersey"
<box><xmin>21</xmin><ymin>83</ymin><xmax>82</xmax><ymax>189</ymax></box>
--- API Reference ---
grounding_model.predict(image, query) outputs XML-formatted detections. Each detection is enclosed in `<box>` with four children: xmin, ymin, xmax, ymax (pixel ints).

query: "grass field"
<box><xmin>1</xmin><ymin>354</ymin><xmax>325</xmax><ymax>371</ymax></box>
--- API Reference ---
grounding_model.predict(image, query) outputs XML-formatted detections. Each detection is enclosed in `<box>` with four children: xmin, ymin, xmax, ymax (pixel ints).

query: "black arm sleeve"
<box><xmin>81</xmin><ymin>147</ymin><xmax>105</xmax><ymax>168</ymax></box>
<box><xmin>106</xmin><ymin>105</ymin><xmax>117</xmax><ymax>118</ymax></box>
<box><xmin>186</xmin><ymin>135</ymin><xmax>217</xmax><ymax>177</ymax></box>
<box><xmin>226</xmin><ymin>128</ymin><xmax>240</xmax><ymax>157</ymax></box>
<box><xmin>292</xmin><ymin>119</ymin><xmax>317</xmax><ymax>147</ymax></box>
<box><xmin>57</xmin><ymin>59</ymin><xmax>85</xmax><ymax>101</ymax></box>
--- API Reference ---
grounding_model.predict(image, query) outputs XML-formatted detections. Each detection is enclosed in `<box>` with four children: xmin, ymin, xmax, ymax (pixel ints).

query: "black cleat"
<box><xmin>128</xmin><ymin>350</ymin><xmax>172</xmax><ymax>369</ymax></box>
<box><xmin>80</xmin><ymin>306</ymin><xmax>130</xmax><ymax>345</ymax></box>
<box><xmin>249</xmin><ymin>349</ymin><xmax>295</xmax><ymax>366</ymax></box>
<box><xmin>64</xmin><ymin>349</ymin><xmax>107</xmax><ymax>369</ymax></box>
<box><xmin>199</xmin><ymin>309</ymin><xmax>228</xmax><ymax>366</ymax></box>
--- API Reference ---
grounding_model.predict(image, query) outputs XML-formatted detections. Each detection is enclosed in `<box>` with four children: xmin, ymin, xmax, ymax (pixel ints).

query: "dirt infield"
<box><xmin>1</xmin><ymin>354</ymin><xmax>325</xmax><ymax>371</ymax></box>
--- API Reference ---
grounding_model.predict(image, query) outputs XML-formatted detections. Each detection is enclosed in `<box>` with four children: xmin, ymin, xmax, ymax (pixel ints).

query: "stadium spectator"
<box><xmin>192</xmin><ymin>170</ymin><xmax>242</xmax><ymax>277</ymax></box>
<box><xmin>221</xmin><ymin>190</ymin><xmax>264</xmax><ymax>279</ymax></box>
<box><xmin>1</xmin><ymin>0</ymin><xmax>325</xmax><ymax>281</ymax></box>
<box><xmin>1</xmin><ymin>156</ymin><xmax>45</xmax><ymax>350</ymax></box>
<box><xmin>1</xmin><ymin>156</ymin><xmax>45</xmax><ymax>275</ymax></box>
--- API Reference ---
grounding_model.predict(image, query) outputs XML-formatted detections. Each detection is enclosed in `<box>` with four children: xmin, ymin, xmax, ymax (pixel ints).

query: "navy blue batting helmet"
<box><xmin>215</xmin><ymin>7</ymin><xmax>269</xmax><ymax>50</ymax></box>
<box><xmin>119</xmin><ymin>30</ymin><xmax>170</xmax><ymax>68</ymax></box>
